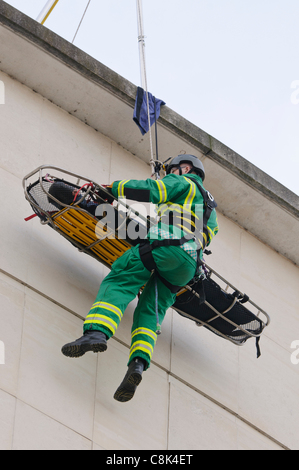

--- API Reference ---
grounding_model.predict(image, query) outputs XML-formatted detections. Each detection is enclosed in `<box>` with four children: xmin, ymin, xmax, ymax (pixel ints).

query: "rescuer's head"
<box><xmin>165</xmin><ymin>154</ymin><xmax>205</xmax><ymax>180</ymax></box>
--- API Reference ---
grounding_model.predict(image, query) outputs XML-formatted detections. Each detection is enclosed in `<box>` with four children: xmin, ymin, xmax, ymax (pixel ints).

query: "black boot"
<box><xmin>61</xmin><ymin>330</ymin><xmax>107</xmax><ymax>358</ymax></box>
<box><xmin>114</xmin><ymin>358</ymin><xmax>145</xmax><ymax>403</ymax></box>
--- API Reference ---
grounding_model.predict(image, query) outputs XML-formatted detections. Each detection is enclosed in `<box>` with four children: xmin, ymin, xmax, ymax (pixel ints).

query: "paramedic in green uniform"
<box><xmin>62</xmin><ymin>155</ymin><xmax>218</xmax><ymax>402</ymax></box>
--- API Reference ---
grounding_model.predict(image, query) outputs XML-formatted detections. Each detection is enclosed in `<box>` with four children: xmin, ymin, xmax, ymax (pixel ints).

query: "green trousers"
<box><xmin>83</xmin><ymin>244</ymin><xmax>196</xmax><ymax>369</ymax></box>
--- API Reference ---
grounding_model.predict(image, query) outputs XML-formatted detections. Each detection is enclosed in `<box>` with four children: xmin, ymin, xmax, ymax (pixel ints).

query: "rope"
<box><xmin>72</xmin><ymin>182</ymin><xmax>94</xmax><ymax>202</ymax></box>
<box><xmin>154</xmin><ymin>275</ymin><xmax>162</xmax><ymax>335</ymax></box>
<box><xmin>136</xmin><ymin>0</ymin><xmax>156</xmax><ymax>178</ymax></box>
<box><xmin>72</xmin><ymin>0</ymin><xmax>92</xmax><ymax>44</ymax></box>
<box><xmin>36</xmin><ymin>0</ymin><xmax>60</xmax><ymax>24</ymax></box>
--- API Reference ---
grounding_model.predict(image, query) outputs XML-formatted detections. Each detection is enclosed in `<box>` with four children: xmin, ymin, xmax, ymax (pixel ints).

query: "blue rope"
<box><xmin>154</xmin><ymin>275</ymin><xmax>162</xmax><ymax>335</ymax></box>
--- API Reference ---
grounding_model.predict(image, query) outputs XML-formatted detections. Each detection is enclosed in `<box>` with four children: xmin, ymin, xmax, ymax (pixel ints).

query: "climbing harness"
<box><xmin>138</xmin><ymin>173</ymin><xmax>217</xmax><ymax>295</ymax></box>
<box><xmin>36</xmin><ymin>0</ymin><xmax>60</xmax><ymax>24</ymax></box>
<box><xmin>23</xmin><ymin>165</ymin><xmax>270</xmax><ymax>357</ymax></box>
<box><xmin>139</xmin><ymin>236</ymin><xmax>196</xmax><ymax>294</ymax></box>
<box><xmin>137</xmin><ymin>174</ymin><xmax>217</xmax><ymax>338</ymax></box>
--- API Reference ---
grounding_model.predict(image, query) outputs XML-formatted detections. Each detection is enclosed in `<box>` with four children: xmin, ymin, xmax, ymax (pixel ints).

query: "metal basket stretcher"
<box><xmin>23</xmin><ymin>165</ymin><xmax>270</xmax><ymax>357</ymax></box>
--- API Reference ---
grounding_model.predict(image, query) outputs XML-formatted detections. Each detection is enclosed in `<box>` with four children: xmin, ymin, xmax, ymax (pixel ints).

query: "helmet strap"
<box><xmin>185</xmin><ymin>165</ymin><xmax>194</xmax><ymax>175</ymax></box>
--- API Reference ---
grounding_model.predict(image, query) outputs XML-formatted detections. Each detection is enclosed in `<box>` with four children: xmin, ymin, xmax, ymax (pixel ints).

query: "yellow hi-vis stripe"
<box><xmin>131</xmin><ymin>328</ymin><xmax>157</xmax><ymax>342</ymax></box>
<box><xmin>129</xmin><ymin>341</ymin><xmax>154</xmax><ymax>360</ymax></box>
<box><xmin>157</xmin><ymin>202</ymin><xmax>199</xmax><ymax>220</ymax></box>
<box><xmin>85</xmin><ymin>314</ymin><xmax>117</xmax><ymax>335</ymax></box>
<box><xmin>155</xmin><ymin>180</ymin><xmax>167</xmax><ymax>203</ymax></box>
<box><xmin>117</xmin><ymin>180</ymin><xmax>130</xmax><ymax>198</ymax></box>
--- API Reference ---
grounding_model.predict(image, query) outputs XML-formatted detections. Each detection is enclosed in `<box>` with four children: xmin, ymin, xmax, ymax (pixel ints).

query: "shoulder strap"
<box><xmin>186</xmin><ymin>176</ymin><xmax>217</xmax><ymax>212</ymax></box>
<box><xmin>186</xmin><ymin>176</ymin><xmax>217</xmax><ymax>243</ymax></box>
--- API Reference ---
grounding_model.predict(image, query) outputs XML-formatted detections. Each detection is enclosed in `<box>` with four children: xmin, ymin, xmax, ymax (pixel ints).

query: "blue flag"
<box><xmin>133</xmin><ymin>87</ymin><xmax>166</xmax><ymax>135</ymax></box>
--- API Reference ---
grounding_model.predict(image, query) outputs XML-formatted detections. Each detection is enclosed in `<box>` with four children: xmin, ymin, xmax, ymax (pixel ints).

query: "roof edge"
<box><xmin>1</xmin><ymin>0</ymin><xmax>298</xmax><ymax>220</ymax></box>
<box><xmin>158</xmin><ymin>107</ymin><xmax>299</xmax><ymax>218</ymax></box>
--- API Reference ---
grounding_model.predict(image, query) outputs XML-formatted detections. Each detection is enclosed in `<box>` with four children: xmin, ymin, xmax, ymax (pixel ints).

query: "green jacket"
<box><xmin>111</xmin><ymin>173</ymin><xmax>218</xmax><ymax>258</ymax></box>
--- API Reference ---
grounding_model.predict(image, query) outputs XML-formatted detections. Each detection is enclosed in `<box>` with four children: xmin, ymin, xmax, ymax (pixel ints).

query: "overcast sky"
<box><xmin>5</xmin><ymin>0</ymin><xmax>299</xmax><ymax>195</ymax></box>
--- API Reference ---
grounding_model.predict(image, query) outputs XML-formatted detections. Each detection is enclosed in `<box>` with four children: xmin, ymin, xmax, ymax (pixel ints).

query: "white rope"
<box><xmin>72</xmin><ymin>0</ymin><xmax>92</xmax><ymax>44</ymax></box>
<box><xmin>36</xmin><ymin>0</ymin><xmax>60</xmax><ymax>24</ymax></box>
<box><xmin>136</xmin><ymin>0</ymin><xmax>156</xmax><ymax>178</ymax></box>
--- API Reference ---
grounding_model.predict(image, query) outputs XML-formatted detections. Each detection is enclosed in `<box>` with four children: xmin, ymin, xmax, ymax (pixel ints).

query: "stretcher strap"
<box><xmin>25</xmin><ymin>213</ymin><xmax>38</xmax><ymax>222</ymax></box>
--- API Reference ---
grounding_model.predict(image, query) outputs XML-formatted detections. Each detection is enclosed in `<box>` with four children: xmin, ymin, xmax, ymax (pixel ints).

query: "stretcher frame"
<box><xmin>174</xmin><ymin>267</ymin><xmax>270</xmax><ymax>346</ymax></box>
<box><xmin>23</xmin><ymin>165</ymin><xmax>270</xmax><ymax>349</ymax></box>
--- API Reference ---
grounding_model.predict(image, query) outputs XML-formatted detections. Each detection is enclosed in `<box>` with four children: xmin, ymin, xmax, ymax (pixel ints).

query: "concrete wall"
<box><xmin>0</xmin><ymin>69</ymin><xmax>298</xmax><ymax>451</ymax></box>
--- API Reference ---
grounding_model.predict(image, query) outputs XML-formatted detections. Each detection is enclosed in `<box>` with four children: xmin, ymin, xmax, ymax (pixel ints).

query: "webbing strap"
<box><xmin>151</xmin><ymin>236</ymin><xmax>193</xmax><ymax>248</ymax></box>
<box><xmin>139</xmin><ymin>241</ymin><xmax>156</xmax><ymax>272</ymax></box>
<box><xmin>256</xmin><ymin>337</ymin><xmax>261</xmax><ymax>359</ymax></box>
<box><xmin>185</xmin><ymin>175</ymin><xmax>217</xmax><ymax>247</ymax></box>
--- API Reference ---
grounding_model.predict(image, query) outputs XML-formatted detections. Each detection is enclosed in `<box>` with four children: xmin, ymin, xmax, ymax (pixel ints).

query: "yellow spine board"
<box><xmin>53</xmin><ymin>208</ymin><xmax>131</xmax><ymax>267</ymax></box>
